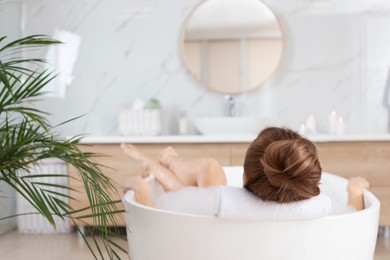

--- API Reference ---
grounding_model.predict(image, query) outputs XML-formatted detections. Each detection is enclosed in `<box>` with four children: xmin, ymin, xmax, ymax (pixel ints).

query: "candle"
<box><xmin>328</xmin><ymin>111</ymin><xmax>338</xmax><ymax>134</ymax></box>
<box><xmin>298</xmin><ymin>123</ymin><xmax>306</xmax><ymax>135</ymax></box>
<box><xmin>336</xmin><ymin>117</ymin><xmax>346</xmax><ymax>134</ymax></box>
<box><xmin>305</xmin><ymin>115</ymin><xmax>317</xmax><ymax>134</ymax></box>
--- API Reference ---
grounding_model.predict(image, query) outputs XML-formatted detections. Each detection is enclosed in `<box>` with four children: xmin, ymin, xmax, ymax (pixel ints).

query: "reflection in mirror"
<box><xmin>181</xmin><ymin>0</ymin><xmax>283</xmax><ymax>94</ymax></box>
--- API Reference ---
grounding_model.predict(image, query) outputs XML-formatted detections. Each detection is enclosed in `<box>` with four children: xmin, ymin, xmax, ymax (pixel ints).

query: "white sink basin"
<box><xmin>194</xmin><ymin>117</ymin><xmax>269</xmax><ymax>135</ymax></box>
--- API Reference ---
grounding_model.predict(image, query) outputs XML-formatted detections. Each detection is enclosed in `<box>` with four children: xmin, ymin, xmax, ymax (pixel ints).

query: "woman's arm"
<box><xmin>347</xmin><ymin>177</ymin><xmax>370</xmax><ymax>211</ymax></box>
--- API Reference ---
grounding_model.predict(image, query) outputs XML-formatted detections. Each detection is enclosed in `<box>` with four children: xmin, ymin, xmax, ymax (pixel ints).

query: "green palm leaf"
<box><xmin>0</xmin><ymin>35</ymin><xmax>128</xmax><ymax>259</ymax></box>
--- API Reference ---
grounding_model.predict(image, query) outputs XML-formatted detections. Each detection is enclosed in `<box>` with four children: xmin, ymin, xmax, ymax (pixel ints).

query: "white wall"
<box><xmin>13</xmin><ymin>0</ymin><xmax>390</xmax><ymax>136</ymax></box>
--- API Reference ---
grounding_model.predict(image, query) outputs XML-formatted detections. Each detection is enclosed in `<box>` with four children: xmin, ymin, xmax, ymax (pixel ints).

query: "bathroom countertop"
<box><xmin>79</xmin><ymin>135</ymin><xmax>257</xmax><ymax>144</ymax></box>
<box><xmin>79</xmin><ymin>134</ymin><xmax>390</xmax><ymax>144</ymax></box>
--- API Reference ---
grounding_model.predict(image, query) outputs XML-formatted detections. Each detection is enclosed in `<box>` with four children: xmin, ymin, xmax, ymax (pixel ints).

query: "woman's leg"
<box><xmin>347</xmin><ymin>177</ymin><xmax>370</xmax><ymax>211</ymax></box>
<box><xmin>159</xmin><ymin>146</ymin><xmax>227</xmax><ymax>187</ymax></box>
<box><xmin>121</xmin><ymin>144</ymin><xmax>184</xmax><ymax>191</ymax></box>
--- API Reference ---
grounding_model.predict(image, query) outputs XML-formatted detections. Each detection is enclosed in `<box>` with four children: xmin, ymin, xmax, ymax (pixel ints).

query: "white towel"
<box><xmin>156</xmin><ymin>186</ymin><xmax>220</xmax><ymax>216</ymax></box>
<box><xmin>217</xmin><ymin>186</ymin><xmax>332</xmax><ymax>221</ymax></box>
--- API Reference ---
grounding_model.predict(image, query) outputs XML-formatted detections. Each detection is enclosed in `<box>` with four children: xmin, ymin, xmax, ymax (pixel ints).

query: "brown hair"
<box><xmin>243</xmin><ymin>127</ymin><xmax>322</xmax><ymax>203</ymax></box>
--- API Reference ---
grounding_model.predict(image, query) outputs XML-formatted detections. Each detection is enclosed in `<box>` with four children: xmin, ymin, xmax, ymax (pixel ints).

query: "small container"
<box><xmin>118</xmin><ymin>108</ymin><xmax>161</xmax><ymax>136</ymax></box>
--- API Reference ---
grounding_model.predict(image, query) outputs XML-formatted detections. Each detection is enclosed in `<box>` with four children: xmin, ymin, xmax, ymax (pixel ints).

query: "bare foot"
<box><xmin>121</xmin><ymin>143</ymin><xmax>152</xmax><ymax>177</ymax></box>
<box><xmin>121</xmin><ymin>143</ymin><xmax>145</xmax><ymax>161</ymax></box>
<box><xmin>121</xmin><ymin>144</ymin><xmax>183</xmax><ymax>191</ymax></box>
<box><xmin>159</xmin><ymin>146</ymin><xmax>179</xmax><ymax>167</ymax></box>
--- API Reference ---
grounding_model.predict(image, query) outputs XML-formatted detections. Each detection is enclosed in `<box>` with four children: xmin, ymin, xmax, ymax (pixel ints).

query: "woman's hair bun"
<box><xmin>260</xmin><ymin>139</ymin><xmax>321</xmax><ymax>202</ymax></box>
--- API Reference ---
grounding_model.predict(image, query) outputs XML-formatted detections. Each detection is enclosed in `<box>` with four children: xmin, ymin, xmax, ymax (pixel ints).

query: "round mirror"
<box><xmin>181</xmin><ymin>0</ymin><xmax>284</xmax><ymax>94</ymax></box>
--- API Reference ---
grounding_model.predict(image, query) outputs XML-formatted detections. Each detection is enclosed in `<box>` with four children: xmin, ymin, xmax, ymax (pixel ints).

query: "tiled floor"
<box><xmin>376</xmin><ymin>236</ymin><xmax>390</xmax><ymax>260</ymax></box>
<box><xmin>0</xmin><ymin>231</ymin><xmax>129</xmax><ymax>260</ymax></box>
<box><xmin>0</xmin><ymin>231</ymin><xmax>389</xmax><ymax>259</ymax></box>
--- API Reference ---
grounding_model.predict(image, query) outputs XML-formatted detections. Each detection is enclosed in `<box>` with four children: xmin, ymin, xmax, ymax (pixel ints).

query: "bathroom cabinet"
<box><xmin>68</xmin><ymin>137</ymin><xmax>390</xmax><ymax>226</ymax></box>
<box><xmin>315</xmin><ymin>141</ymin><xmax>390</xmax><ymax>226</ymax></box>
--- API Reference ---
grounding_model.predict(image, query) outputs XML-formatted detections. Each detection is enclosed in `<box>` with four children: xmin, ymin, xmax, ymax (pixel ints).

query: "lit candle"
<box><xmin>336</xmin><ymin>117</ymin><xmax>346</xmax><ymax>134</ymax></box>
<box><xmin>329</xmin><ymin>110</ymin><xmax>338</xmax><ymax>134</ymax></box>
<box><xmin>298</xmin><ymin>123</ymin><xmax>306</xmax><ymax>135</ymax></box>
<box><xmin>305</xmin><ymin>115</ymin><xmax>317</xmax><ymax>134</ymax></box>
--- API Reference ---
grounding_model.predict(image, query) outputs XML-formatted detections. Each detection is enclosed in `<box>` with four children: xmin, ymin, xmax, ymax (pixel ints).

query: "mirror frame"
<box><xmin>179</xmin><ymin>0</ymin><xmax>285</xmax><ymax>94</ymax></box>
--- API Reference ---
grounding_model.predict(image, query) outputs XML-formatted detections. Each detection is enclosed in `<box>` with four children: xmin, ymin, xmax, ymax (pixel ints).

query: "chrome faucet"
<box><xmin>225</xmin><ymin>95</ymin><xmax>236</xmax><ymax>117</ymax></box>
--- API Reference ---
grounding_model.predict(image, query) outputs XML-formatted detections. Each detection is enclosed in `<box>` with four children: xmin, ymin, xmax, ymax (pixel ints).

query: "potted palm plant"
<box><xmin>0</xmin><ymin>35</ymin><xmax>128</xmax><ymax>259</ymax></box>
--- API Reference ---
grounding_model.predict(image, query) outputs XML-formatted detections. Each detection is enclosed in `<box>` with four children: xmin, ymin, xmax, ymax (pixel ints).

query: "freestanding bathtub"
<box><xmin>123</xmin><ymin>167</ymin><xmax>380</xmax><ymax>260</ymax></box>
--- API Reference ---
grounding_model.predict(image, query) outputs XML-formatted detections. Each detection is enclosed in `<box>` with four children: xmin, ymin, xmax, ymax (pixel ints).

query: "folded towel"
<box><xmin>217</xmin><ymin>186</ymin><xmax>332</xmax><ymax>221</ymax></box>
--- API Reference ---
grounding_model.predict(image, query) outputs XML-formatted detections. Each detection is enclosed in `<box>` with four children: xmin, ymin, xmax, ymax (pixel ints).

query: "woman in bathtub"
<box><xmin>121</xmin><ymin>127</ymin><xmax>369</xmax><ymax>219</ymax></box>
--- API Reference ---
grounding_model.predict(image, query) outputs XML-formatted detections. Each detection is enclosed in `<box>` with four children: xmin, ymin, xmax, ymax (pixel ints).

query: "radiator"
<box><xmin>17</xmin><ymin>158</ymin><xmax>71</xmax><ymax>234</ymax></box>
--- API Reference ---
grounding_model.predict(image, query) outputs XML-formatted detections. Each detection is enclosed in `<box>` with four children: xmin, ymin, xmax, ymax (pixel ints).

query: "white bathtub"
<box><xmin>123</xmin><ymin>167</ymin><xmax>380</xmax><ymax>260</ymax></box>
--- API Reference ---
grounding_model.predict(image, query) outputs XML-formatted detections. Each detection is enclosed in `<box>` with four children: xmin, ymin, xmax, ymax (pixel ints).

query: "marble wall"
<box><xmin>14</xmin><ymin>0</ymin><xmax>390</xmax><ymax>136</ymax></box>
